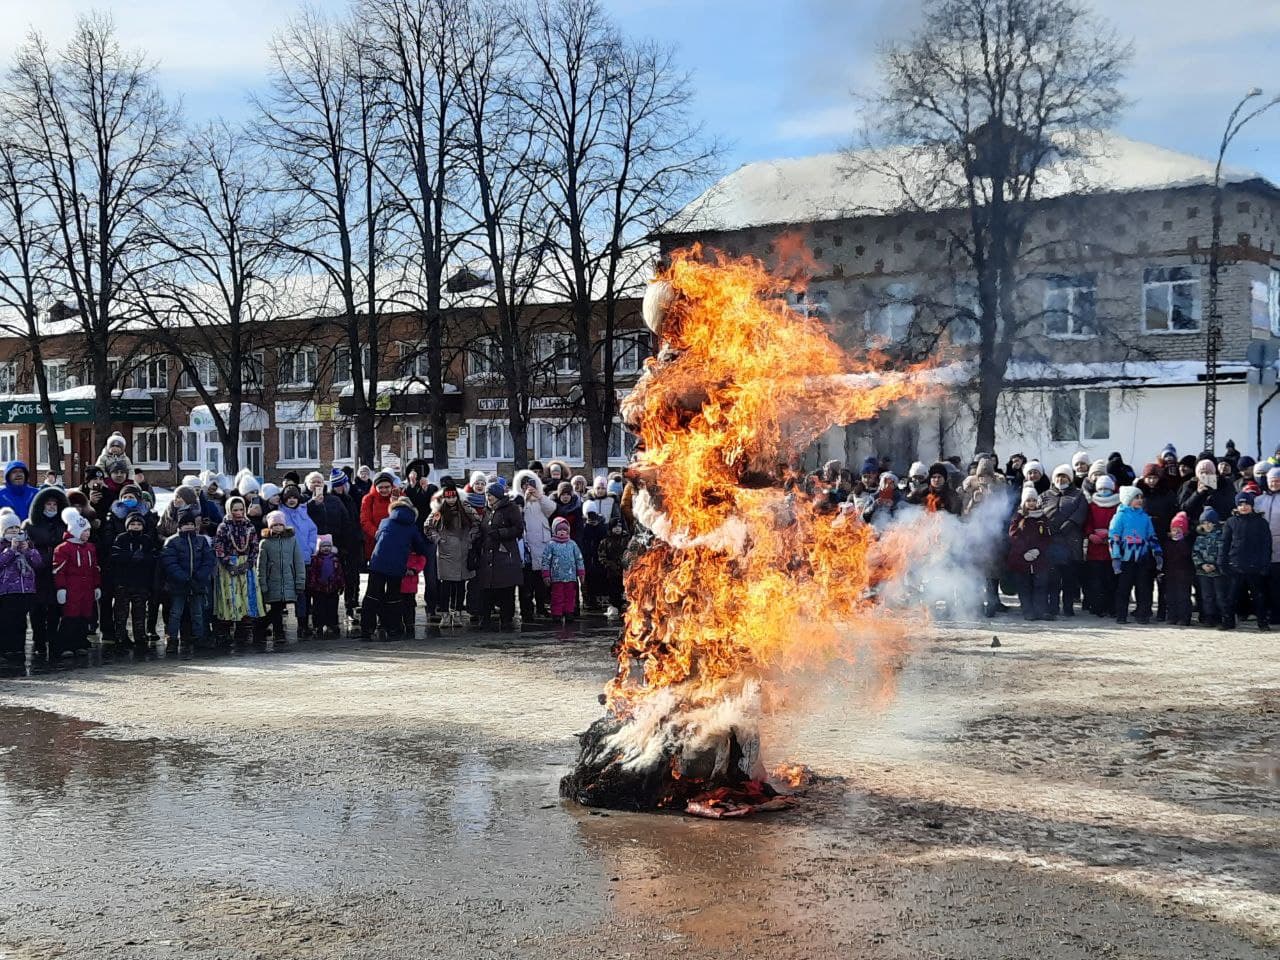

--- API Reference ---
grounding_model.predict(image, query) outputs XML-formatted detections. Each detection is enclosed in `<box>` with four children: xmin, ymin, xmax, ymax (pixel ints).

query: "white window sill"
<box><xmin>277</xmin><ymin>383</ymin><xmax>315</xmax><ymax>391</ymax></box>
<box><xmin>465</xmin><ymin>374</ymin><xmax>501</xmax><ymax>385</ymax></box>
<box><xmin>178</xmin><ymin>461</ymin><xmax>204</xmax><ymax>471</ymax></box>
<box><xmin>331</xmin><ymin>458</ymin><xmax>355</xmax><ymax>468</ymax></box>
<box><xmin>275</xmin><ymin>461</ymin><xmax>321</xmax><ymax>470</ymax></box>
<box><xmin>1140</xmin><ymin>327</ymin><xmax>1201</xmax><ymax>336</ymax></box>
<box><xmin>133</xmin><ymin>461</ymin><xmax>171</xmax><ymax>471</ymax></box>
<box><xmin>1045</xmin><ymin>333</ymin><xmax>1096</xmax><ymax>341</ymax></box>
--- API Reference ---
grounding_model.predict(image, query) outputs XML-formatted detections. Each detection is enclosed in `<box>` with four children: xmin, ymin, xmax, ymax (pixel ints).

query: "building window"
<box><xmin>535</xmin><ymin>332</ymin><xmax>579</xmax><ymax>377</ymax></box>
<box><xmin>608</xmin><ymin>421</ymin><xmax>637</xmax><ymax>464</ymax></box>
<box><xmin>134</xmin><ymin>356</ymin><xmax>169</xmax><ymax>392</ymax></box>
<box><xmin>334</xmin><ymin>344</ymin><xmax>374</xmax><ymax>384</ymax></box>
<box><xmin>1044</xmin><ymin>274</ymin><xmax>1097</xmax><ymax>338</ymax></box>
<box><xmin>1051</xmin><ymin>390</ymin><xmax>1110</xmax><ymax>442</ymax></box>
<box><xmin>467</xmin><ymin>336</ymin><xmax>500</xmax><ymax>380</ymax></box>
<box><xmin>278</xmin><ymin>425</ymin><xmax>321</xmax><ymax>465</ymax></box>
<box><xmin>133</xmin><ymin>428</ymin><xmax>170</xmax><ymax>467</ymax></box>
<box><xmin>865</xmin><ymin>282</ymin><xmax>915</xmax><ymax>343</ymax></box>
<box><xmin>333</xmin><ymin>423</ymin><xmax>356</xmax><ymax>464</ymax></box>
<box><xmin>43</xmin><ymin>361</ymin><xmax>69</xmax><ymax>394</ymax></box>
<box><xmin>612</xmin><ymin>333</ymin><xmax>650</xmax><ymax>375</ymax></box>
<box><xmin>278</xmin><ymin>347</ymin><xmax>318</xmax><ymax>388</ymax></box>
<box><xmin>179</xmin><ymin>427</ymin><xmax>202</xmax><ymax>468</ymax></box>
<box><xmin>400</xmin><ymin>343</ymin><xmax>432</xmax><ymax>379</ymax></box>
<box><xmin>470</xmin><ymin>421</ymin><xmax>514</xmax><ymax>461</ymax></box>
<box><xmin>0</xmin><ymin>432</ymin><xmax>16</xmax><ymax>463</ymax></box>
<box><xmin>951</xmin><ymin>281</ymin><xmax>982</xmax><ymax>345</ymax></box>
<box><xmin>179</xmin><ymin>355</ymin><xmax>219</xmax><ymax>391</ymax></box>
<box><xmin>241</xmin><ymin>350</ymin><xmax>266</xmax><ymax>390</ymax></box>
<box><xmin>0</xmin><ymin>362</ymin><xmax>15</xmax><ymax>394</ymax></box>
<box><xmin>1268</xmin><ymin>268</ymin><xmax>1280</xmax><ymax>337</ymax></box>
<box><xmin>790</xmin><ymin>289</ymin><xmax>831</xmax><ymax>320</ymax></box>
<box><xmin>534</xmin><ymin>420</ymin><xmax>583</xmax><ymax>462</ymax></box>
<box><xmin>1142</xmin><ymin>266</ymin><xmax>1200</xmax><ymax>333</ymax></box>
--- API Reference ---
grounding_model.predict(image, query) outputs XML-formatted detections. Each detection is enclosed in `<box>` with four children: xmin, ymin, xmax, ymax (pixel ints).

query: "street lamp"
<box><xmin>1204</xmin><ymin>88</ymin><xmax>1280</xmax><ymax>453</ymax></box>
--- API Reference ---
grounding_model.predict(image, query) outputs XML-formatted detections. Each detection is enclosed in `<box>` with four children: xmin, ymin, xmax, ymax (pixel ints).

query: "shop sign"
<box><xmin>315</xmin><ymin>403</ymin><xmax>336</xmax><ymax>422</ymax></box>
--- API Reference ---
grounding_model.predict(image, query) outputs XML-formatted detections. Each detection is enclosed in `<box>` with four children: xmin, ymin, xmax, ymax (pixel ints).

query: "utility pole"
<box><xmin>1206</xmin><ymin>88</ymin><xmax>1279</xmax><ymax>453</ymax></box>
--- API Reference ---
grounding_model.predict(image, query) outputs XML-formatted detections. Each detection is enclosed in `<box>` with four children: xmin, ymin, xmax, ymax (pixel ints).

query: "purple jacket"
<box><xmin>0</xmin><ymin>539</ymin><xmax>44</xmax><ymax>595</ymax></box>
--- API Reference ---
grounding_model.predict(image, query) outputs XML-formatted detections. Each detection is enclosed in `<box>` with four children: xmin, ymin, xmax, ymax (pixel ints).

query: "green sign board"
<box><xmin>0</xmin><ymin>396</ymin><xmax>157</xmax><ymax>425</ymax></box>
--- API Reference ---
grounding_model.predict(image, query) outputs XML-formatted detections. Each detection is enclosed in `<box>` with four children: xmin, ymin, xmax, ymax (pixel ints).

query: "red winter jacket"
<box><xmin>53</xmin><ymin>537</ymin><xmax>100</xmax><ymax>619</ymax></box>
<box><xmin>360</xmin><ymin>488</ymin><xmax>396</xmax><ymax>560</ymax></box>
<box><xmin>1085</xmin><ymin>502</ymin><xmax>1118</xmax><ymax>563</ymax></box>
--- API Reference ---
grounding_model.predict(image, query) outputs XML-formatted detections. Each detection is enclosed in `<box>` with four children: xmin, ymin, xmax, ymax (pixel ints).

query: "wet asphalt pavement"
<box><xmin>0</xmin><ymin>614</ymin><xmax>1278</xmax><ymax>959</ymax></box>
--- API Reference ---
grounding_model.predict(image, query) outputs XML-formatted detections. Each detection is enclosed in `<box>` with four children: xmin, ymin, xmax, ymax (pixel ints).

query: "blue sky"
<box><xmin>3</xmin><ymin>0</ymin><xmax>1280</xmax><ymax>188</ymax></box>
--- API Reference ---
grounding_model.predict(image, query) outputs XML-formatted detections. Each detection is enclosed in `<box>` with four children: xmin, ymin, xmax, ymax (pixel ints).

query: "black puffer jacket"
<box><xmin>1221</xmin><ymin>510</ymin><xmax>1273</xmax><ymax>575</ymax></box>
<box><xmin>22</xmin><ymin>487</ymin><xmax>68</xmax><ymax>605</ymax></box>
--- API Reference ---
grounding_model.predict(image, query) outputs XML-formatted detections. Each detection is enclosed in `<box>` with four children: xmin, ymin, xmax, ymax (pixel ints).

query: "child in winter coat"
<box><xmin>1219</xmin><ymin>491</ymin><xmax>1272</xmax><ymax>631</ymax></box>
<box><xmin>1006</xmin><ymin>488</ymin><xmax>1055</xmax><ymax>621</ymax></box>
<box><xmin>161</xmin><ymin>508</ymin><xmax>216</xmax><ymax>645</ymax></box>
<box><xmin>1109</xmin><ymin>486</ymin><xmax>1163</xmax><ymax>624</ymax></box>
<box><xmin>53</xmin><ymin>507</ymin><xmax>100</xmax><ymax>656</ymax></box>
<box><xmin>400</xmin><ymin>551</ymin><xmax>427</xmax><ymax>639</ymax></box>
<box><xmin>1161</xmin><ymin>512</ymin><xmax>1195</xmax><ymax>627</ymax></box>
<box><xmin>540</xmin><ymin>517</ymin><xmax>584</xmax><ymax>624</ymax></box>
<box><xmin>1083</xmin><ymin>476</ymin><xmax>1119</xmax><ymax>617</ymax></box>
<box><xmin>255</xmin><ymin>510</ymin><xmax>307</xmax><ymax>642</ymax></box>
<box><xmin>1192</xmin><ymin>507</ymin><xmax>1225</xmax><ymax>626</ymax></box>
<box><xmin>364</xmin><ymin>498</ymin><xmax>431</xmax><ymax>640</ymax></box>
<box><xmin>110</xmin><ymin>511</ymin><xmax>158</xmax><ymax>647</ymax></box>
<box><xmin>306</xmin><ymin>534</ymin><xmax>345</xmax><ymax>638</ymax></box>
<box><xmin>0</xmin><ymin>507</ymin><xmax>43</xmax><ymax>658</ymax></box>
<box><xmin>280</xmin><ymin>484</ymin><xmax>318</xmax><ymax>638</ymax></box>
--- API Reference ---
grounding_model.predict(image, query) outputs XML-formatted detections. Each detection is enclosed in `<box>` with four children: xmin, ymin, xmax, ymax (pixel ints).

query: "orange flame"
<box><xmin>607</xmin><ymin>247</ymin><xmax>935</xmax><ymax>715</ymax></box>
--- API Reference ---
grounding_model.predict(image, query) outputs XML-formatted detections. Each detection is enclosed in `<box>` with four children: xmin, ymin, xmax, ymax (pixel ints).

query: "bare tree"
<box><xmin>255</xmin><ymin>8</ymin><xmax>400</xmax><ymax>468</ymax></box>
<box><xmin>136</xmin><ymin>123</ymin><xmax>290</xmax><ymax>476</ymax></box>
<box><xmin>5</xmin><ymin>14</ymin><xmax>186</xmax><ymax>449</ymax></box>
<box><xmin>0</xmin><ymin>131</ymin><xmax>63</xmax><ymax>476</ymax></box>
<box><xmin>359</xmin><ymin>0</ymin><xmax>466</xmax><ymax>470</ymax></box>
<box><xmin>515</xmin><ymin>0</ymin><xmax>715</xmax><ymax>470</ymax></box>
<box><xmin>855</xmin><ymin>0</ymin><xmax>1130</xmax><ymax>454</ymax></box>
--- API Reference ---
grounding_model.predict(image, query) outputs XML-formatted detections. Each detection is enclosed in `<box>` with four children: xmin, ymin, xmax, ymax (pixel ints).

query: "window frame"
<box><xmin>864</xmin><ymin>282</ymin><xmax>916</xmax><ymax>344</ymax></box>
<box><xmin>535</xmin><ymin>332</ymin><xmax>579</xmax><ymax>378</ymax></box>
<box><xmin>278</xmin><ymin>346</ymin><xmax>318</xmax><ymax>389</ymax></box>
<box><xmin>607</xmin><ymin>420</ymin><xmax>637</xmax><ymax>467</ymax></box>
<box><xmin>1141</xmin><ymin>265</ymin><xmax>1201</xmax><ymax>335</ymax></box>
<box><xmin>1050</xmin><ymin>389</ymin><xmax>1110</xmax><ymax>443</ymax></box>
<box><xmin>277</xmin><ymin>423</ymin><xmax>322</xmax><ymax>468</ymax></box>
<box><xmin>178</xmin><ymin>354</ymin><xmax>219</xmax><ymax>392</ymax></box>
<box><xmin>612</xmin><ymin>332</ymin><xmax>650</xmax><ymax>376</ymax></box>
<box><xmin>334</xmin><ymin>344</ymin><xmax>374</xmax><ymax>385</ymax></box>
<box><xmin>133</xmin><ymin>355</ymin><xmax>169</xmax><ymax>393</ymax></box>
<box><xmin>1043</xmin><ymin>273</ymin><xmax>1098</xmax><ymax>340</ymax></box>
<box><xmin>332</xmin><ymin>422</ymin><xmax>356</xmax><ymax>467</ymax></box>
<box><xmin>0</xmin><ymin>431</ymin><xmax>18</xmax><ymax>464</ymax></box>
<box><xmin>466</xmin><ymin>335</ymin><xmax>501</xmax><ymax>382</ymax></box>
<box><xmin>0</xmin><ymin>360</ymin><xmax>16</xmax><ymax>394</ymax></box>
<box><xmin>132</xmin><ymin>427</ymin><xmax>171</xmax><ymax>469</ymax></box>
<box><xmin>42</xmin><ymin>360</ymin><xmax>70</xmax><ymax>394</ymax></box>
<box><xmin>532</xmin><ymin>418</ymin><xmax>584</xmax><ymax>465</ymax></box>
<box><xmin>467</xmin><ymin>419</ymin><xmax>514</xmax><ymax>462</ymax></box>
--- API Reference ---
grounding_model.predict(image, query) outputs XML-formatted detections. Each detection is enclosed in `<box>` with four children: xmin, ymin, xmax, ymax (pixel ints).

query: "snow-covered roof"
<box><xmin>666</xmin><ymin>133</ymin><xmax>1276</xmax><ymax>235</ymax></box>
<box><xmin>837</xmin><ymin>359</ymin><xmax>1254</xmax><ymax>393</ymax></box>
<box><xmin>0</xmin><ymin>386</ymin><xmax>154</xmax><ymax>403</ymax></box>
<box><xmin>337</xmin><ymin>379</ymin><xmax>460</xmax><ymax>398</ymax></box>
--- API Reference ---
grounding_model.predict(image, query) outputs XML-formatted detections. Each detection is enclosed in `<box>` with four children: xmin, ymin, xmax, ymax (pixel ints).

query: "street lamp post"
<box><xmin>1205</xmin><ymin>88</ymin><xmax>1280</xmax><ymax>453</ymax></box>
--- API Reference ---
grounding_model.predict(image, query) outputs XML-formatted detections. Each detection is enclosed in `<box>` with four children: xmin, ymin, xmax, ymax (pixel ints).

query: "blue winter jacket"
<box><xmin>1108</xmin><ymin>505</ymin><xmax>1163</xmax><ymax>563</ymax></box>
<box><xmin>160</xmin><ymin>531</ymin><xmax>217</xmax><ymax>594</ymax></box>
<box><xmin>541</xmin><ymin>539</ymin><xmax>585</xmax><ymax>582</ymax></box>
<box><xmin>281</xmin><ymin>502</ymin><xmax>318</xmax><ymax>562</ymax></box>
<box><xmin>0</xmin><ymin>461</ymin><xmax>38</xmax><ymax>520</ymax></box>
<box><xmin>369</xmin><ymin>505</ymin><xmax>431</xmax><ymax>578</ymax></box>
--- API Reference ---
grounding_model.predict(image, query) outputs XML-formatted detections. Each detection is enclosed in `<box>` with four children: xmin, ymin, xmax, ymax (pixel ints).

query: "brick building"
<box><xmin>0</xmin><ymin>284</ymin><xmax>649</xmax><ymax>485</ymax></box>
<box><xmin>657</xmin><ymin>133</ymin><xmax>1280</xmax><ymax>466</ymax></box>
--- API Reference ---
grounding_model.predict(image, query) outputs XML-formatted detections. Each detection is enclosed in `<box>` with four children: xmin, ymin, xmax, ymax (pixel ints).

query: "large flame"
<box><xmin>607</xmin><ymin>247</ymin><xmax>934</xmax><ymax>717</ymax></box>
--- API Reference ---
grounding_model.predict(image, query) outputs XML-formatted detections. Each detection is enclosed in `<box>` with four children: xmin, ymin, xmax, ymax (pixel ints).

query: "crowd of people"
<box><xmin>0</xmin><ymin>434</ymin><xmax>633</xmax><ymax>659</ymax></box>
<box><xmin>0</xmin><ymin>430</ymin><xmax>1273</xmax><ymax>662</ymax></box>
<box><xmin>804</xmin><ymin>439</ymin><xmax>1277</xmax><ymax>630</ymax></box>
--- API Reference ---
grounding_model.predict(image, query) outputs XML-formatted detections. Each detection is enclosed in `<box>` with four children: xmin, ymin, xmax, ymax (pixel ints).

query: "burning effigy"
<box><xmin>560</xmin><ymin>247</ymin><xmax>931</xmax><ymax>816</ymax></box>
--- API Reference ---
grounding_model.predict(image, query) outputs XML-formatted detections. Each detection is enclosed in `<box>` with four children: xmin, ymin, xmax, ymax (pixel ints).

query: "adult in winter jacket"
<box><xmin>514</xmin><ymin>469</ymin><xmax>555</xmax><ymax>621</ymax></box>
<box><xmin>328</xmin><ymin>469</ymin><xmax>363</xmax><ymax>619</ymax></box>
<box><xmin>583</xmin><ymin>476</ymin><xmax>620</xmax><ymax>528</ymax></box>
<box><xmin>0</xmin><ymin>461</ymin><xmax>38</xmax><ymax>521</ymax></box>
<box><xmin>1252</xmin><ymin>466</ymin><xmax>1280</xmax><ymax>620</ymax></box>
<box><xmin>161</xmin><ymin>509</ymin><xmax>216</xmax><ymax>643</ymax></box>
<box><xmin>1082</xmin><ymin>476</ymin><xmax>1119</xmax><ymax>616</ymax></box>
<box><xmin>426</xmin><ymin>481</ymin><xmax>479</xmax><ymax>625</ymax></box>
<box><xmin>1109</xmin><ymin>487</ymin><xmax>1162</xmax><ymax>624</ymax></box>
<box><xmin>1023</xmin><ymin>461</ymin><xmax>1050</xmax><ymax>496</ymax></box>
<box><xmin>1070</xmin><ymin>451</ymin><xmax>1091</xmax><ymax>489</ymax></box>
<box><xmin>304</xmin><ymin>472</ymin><xmax>347</xmax><ymax>543</ymax></box>
<box><xmin>110</xmin><ymin>512</ymin><xmax>158</xmax><ymax>646</ymax></box>
<box><xmin>98</xmin><ymin>484</ymin><xmax>158</xmax><ymax>644</ymax></box>
<box><xmin>1042</xmin><ymin>464</ymin><xmax>1089</xmax><ymax>617</ymax></box>
<box><xmin>543</xmin><ymin>460</ymin><xmax>571</xmax><ymax>496</ymax></box>
<box><xmin>0</xmin><ymin>507</ymin><xmax>42</xmax><ymax>656</ymax></box>
<box><xmin>1007</xmin><ymin>489</ymin><xmax>1055</xmax><ymax>621</ymax></box>
<box><xmin>1219</xmin><ymin>491</ymin><xmax>1272</xmax><ymax>631</ymax></box>
<box><xmin>53</xmin><ymin>507</ymin><xmax>100</xmax><ymax>656</ymax></box>
<box><xmin>475</xmin><ymin>484</ymin><xmax>524</xmax><ymax>628</ymax></box>
<box><xmin>22</xmin><ymin>486</ymin><xmax>67</xmax><ymax>655</ymax></box>
<box><xmin>363</xmin><ymin>498</ymin><xmax>431</xmax><ymax>639</ymax></box>
<box><xmin>256</xmin><ymin>511</ymin><xmax>308</xmax><ymax>641</ymax></box>
<box><xmin>360</xmin><ymin>472</ymin><xmax>397</xmax><ymax>561</ymax></box>
<box><xmin>1178</xmin><ymin>459</ymin><xmax>1235</xmax><ymax>526</ymax></box>
<box><xmin>352</xmin><ymin>465</ymin><xmax>373</xmax><ymax>503</ymax></box>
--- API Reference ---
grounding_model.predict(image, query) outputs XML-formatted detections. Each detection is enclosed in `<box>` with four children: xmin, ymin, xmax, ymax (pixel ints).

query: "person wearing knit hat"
<box><xmin>1238</xmin><ymin>456</ymin><xmax>1258</xmax><ymax>487</ymax></box>
<box><xmin>1160</xmin><ymin>511</ymin><xmax>1195</xmax><ymax>627</ymax></box>
<box><xmin>52</xmin><ymin>505</ymin><xmax>99</xmax><ymax>656</ymax></box>
<box><xmin>306</xmin><ymin>533</ymin><xmax>345</xmax><ymax>637</ymax></box>
<box><xmin>1043</xmin><ymin>463</ymin><xmax>1088</xmax><ymax>617</ymax></box>
<box><xmin>472</xmin><ymin>477</ymin><xmax>524</xmax><ymax>629</ymax></box>
<box><xmin>1071</xmin><ymin>450</ymin><xmax>1091</xmax><ymax>484</ymax></box>
<box><xmin>1109</xmin><ymin>485</ymin><xmax>1161</xmax><ymax>624</ymax></box>
<box><xmin>159</xmin><ymin>505</ymin><xmax>215</xmax><ymax>646</ymax></box>
<box><xmin>1023</xmin><ymin>460</ymin><xmax>1048</xmax><ymax>495</ymax></box>
<box><xmin>324</xmin><ymin>472</ymin><xmax>362</xmax><ymax>623</ymax></box>
<box><xmin>1136</xmin><ymin>462</ymin><xmax>1177</xmax><ymax>623</ymax></box>
<box><xmin>0</xmin><ymin>506</ymin><xmax>41</xmax><ymax>657</ymax></box>
<box><xmin>1178</xmin><ymin>457</ymin><xmax>1236</xmax><ymax>529</ymax></box>
<box><xmin>235</xmin><ymin>469</ymin><xmax>260</xmax><ymax>497</ymax></box>
<box><xmin>359</xmin><ymin>471</ymin><xmax>398</xmax><ymax>563</ymax></box>
<box><xmin>1192</xmin><ymin>506</ymin><xmax>1226</xmax><ymax>627</ymax></box>
<box><xmin>1081</xmin><ymin>475</ymin><xmax>1120</xmax><ymax>615</ymax></box>
<box><xmin>1007</xmin><ymin>482</ymin><xmax>1054</xmax><ymax>620</ymax></box>
<box><xmin>541</xmin><ymin>516</ymin><xmax>585</xmax><ymax>624</ymax></box>
<box><xmin>94</xmin><ymin>432</ymin><xmax>132</xmax><ymax>477</ymax></box>
<box><xmin>327</xmin><ymin>467</ymin><xmax>348</xmax><ymax>488</ymax></box>
<box><xmin>110</xmin><ymin>503</ymin><xmax>158</xmax><ymax>647</ymax></box>
<box><xmin>362</xmin><ymin>494</ymin><xmax>431</xmax><ymax>640</ymax></box>
<box><xmin>1219</xmin><ymin>490</ymin><xmax>1272</xmax><ymax>630</ymax></box>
